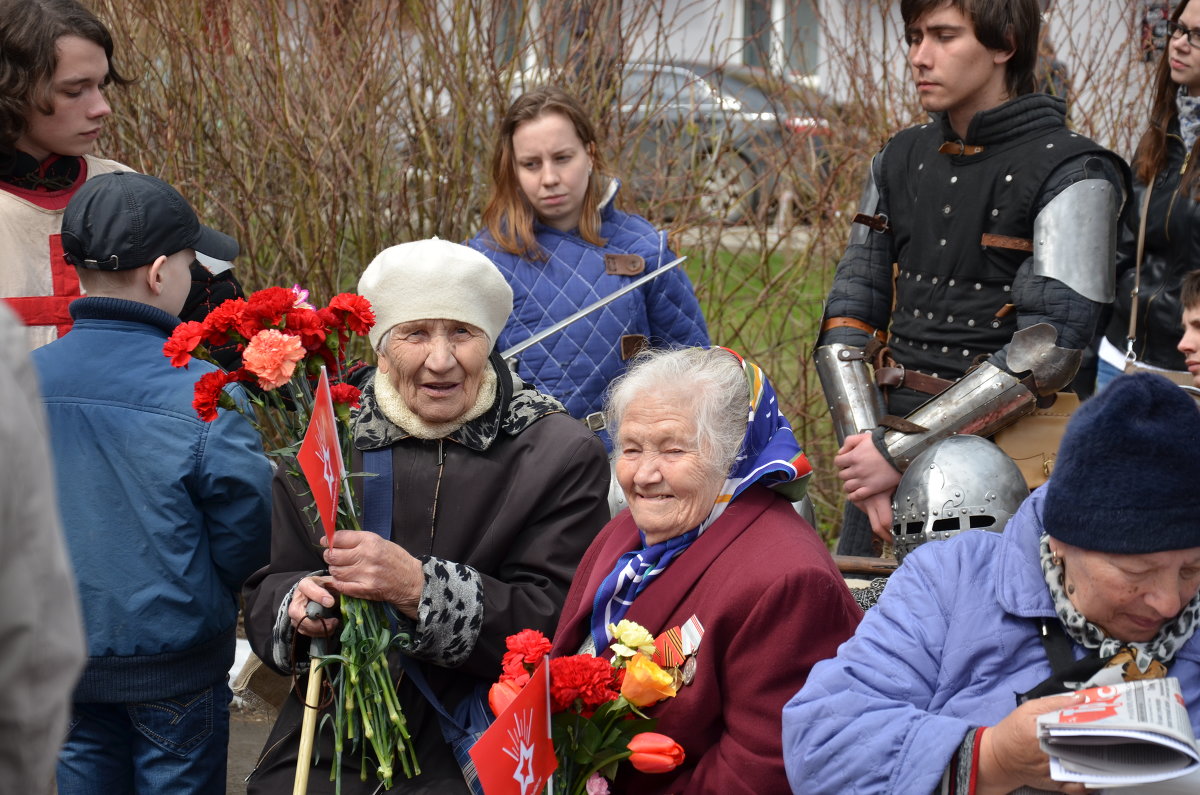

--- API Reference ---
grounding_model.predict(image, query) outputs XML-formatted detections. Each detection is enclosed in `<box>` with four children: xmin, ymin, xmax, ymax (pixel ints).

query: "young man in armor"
<box><xmin>815</xmin><ymin>0</ymin><xmax>1129</xmax><ymax>556</ymax></box>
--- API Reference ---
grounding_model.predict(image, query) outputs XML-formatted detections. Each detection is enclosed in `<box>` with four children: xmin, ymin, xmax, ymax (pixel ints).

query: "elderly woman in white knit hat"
<box><xmin>242</xmin><ymin>239</ymin><xmax>611</xmax><ymax>794</ymax></box>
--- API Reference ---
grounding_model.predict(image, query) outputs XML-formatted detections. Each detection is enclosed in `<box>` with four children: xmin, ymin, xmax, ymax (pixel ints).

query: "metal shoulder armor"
<box><xmin>1032</xmin><ymin>178</ymin><xmax>1119</xmax><ymax>303</ymax></box>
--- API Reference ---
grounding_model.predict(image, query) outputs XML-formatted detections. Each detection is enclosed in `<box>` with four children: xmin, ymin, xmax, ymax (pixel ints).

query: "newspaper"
<box><xmin>1036</xmin><ymin>678</ymin><xmax>1200</xmax><ymax>788</ymax></box>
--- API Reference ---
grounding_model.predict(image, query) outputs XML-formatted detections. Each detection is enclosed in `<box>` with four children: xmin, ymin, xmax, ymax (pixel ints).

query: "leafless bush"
<box><xmin>94</xmin><ymin>0</ymin><xmax>1152</xmax><ymax>543</ymax></box>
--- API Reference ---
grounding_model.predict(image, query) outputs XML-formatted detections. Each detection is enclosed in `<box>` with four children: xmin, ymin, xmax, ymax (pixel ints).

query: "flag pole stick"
<box><xmin>293</xmin><ymin>602</ymin><xmax>331</xmax><ymax>794</ymax></box>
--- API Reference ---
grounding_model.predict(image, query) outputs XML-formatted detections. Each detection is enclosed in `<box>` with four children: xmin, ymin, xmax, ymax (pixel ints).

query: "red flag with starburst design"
<box><xmin>297</xmin><ymin>366</ymin><xmax>343</xmax><ymax>546</ymax></box>
<box><xmin>470</xmin><ymin>660</ymin><xmax>557</xmax><ymax>795</ymax></box>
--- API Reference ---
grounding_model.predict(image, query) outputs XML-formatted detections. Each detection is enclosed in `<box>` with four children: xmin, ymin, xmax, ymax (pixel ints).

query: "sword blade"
<box><xmin>500</xmin><ymin>255</ymin><xmax>688</xmax><ymax>360</ymax></box>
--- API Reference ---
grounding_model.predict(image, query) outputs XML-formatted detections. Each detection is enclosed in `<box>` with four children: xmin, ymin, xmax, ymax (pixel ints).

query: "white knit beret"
<box><xmin>357</xmin><ymin>238</ymin><xmax>514</xmax><ymax>350</ymax></box>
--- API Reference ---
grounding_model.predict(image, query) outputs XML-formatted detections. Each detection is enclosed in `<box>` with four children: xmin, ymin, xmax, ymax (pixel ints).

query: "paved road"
<box><xmin>228</xmin><ymin>711</ymin><xmax>271</xmax><ymax>794</ymax></box>
<box><xmin>228</xmin><ymin>638</ymin><xmax>272</xmax><ymax>794</ymax></box>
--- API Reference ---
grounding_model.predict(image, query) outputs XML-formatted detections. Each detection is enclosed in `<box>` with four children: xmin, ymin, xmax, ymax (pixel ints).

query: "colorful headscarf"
<box><xmin>589</xmin><ymin>347</ymin><xmax>812</xmax><ymax>651</ymax></box>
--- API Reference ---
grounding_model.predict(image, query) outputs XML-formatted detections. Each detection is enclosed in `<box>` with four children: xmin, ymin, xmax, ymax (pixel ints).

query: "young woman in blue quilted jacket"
<box><xmin>468</xmin><ymin>87</ymin><xmax>709</xmax><ymax>448</ymax></box>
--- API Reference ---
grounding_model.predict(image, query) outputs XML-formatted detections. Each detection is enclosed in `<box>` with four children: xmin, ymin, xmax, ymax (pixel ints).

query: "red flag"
<box><xmin>297</xmin><ymin>367</ymin><xmax>344</xmax><ymax>546</ymax></box>
<box><xmin>470</xmin><ymin>661</ymin><xmax>557</xmax><ymax>795</ymax></box>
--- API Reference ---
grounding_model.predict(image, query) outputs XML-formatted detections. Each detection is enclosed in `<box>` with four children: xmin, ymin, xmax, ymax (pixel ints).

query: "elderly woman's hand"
<box><xmin>976</xmin><ymin>692</ymin><xmax>1087</xmax><ymax>795</ymax></box>
<box><xmin>322</xmin><ymin>530</ymin><xmax>425</xmax><ymax>619</ymax></box>
<box><xmin>289</xmin><ymin>575</ymin><xmax>341</xmax><ymax>639</ymax></box>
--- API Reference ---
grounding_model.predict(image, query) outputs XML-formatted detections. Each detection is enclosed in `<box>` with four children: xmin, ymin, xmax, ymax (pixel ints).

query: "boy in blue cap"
<box><xmin>32</xmin><ymin>171</ymin><xmax>272</xmax><ymax>795</ymax></box>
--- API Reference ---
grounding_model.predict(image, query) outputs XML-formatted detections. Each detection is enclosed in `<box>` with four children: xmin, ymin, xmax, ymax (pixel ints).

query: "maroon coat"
<box><xmin>551</xmin><ymin>485</ymin><xmax>862</xmax><ymax>794</ymax></box>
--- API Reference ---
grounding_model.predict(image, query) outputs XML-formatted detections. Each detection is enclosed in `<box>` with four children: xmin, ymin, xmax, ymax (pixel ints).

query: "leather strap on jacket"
<box><xmin>981</xmin><ymin>233</ymin><xmax>1033</xmax><ymax>253</ymax></box>
<box><xmin>874</xmin><ymin>365</ymin><xmax>953</xmax><ymax>396</ymax></box>
<box><xmin>938</xmin><ymin>141</ymin><xmax>985</xmax><ymax>156</ymax></box>
<box><xmin>822</xmin><ymin>316</ymin><xmax>887</xmax><ymax>344</ymax></box>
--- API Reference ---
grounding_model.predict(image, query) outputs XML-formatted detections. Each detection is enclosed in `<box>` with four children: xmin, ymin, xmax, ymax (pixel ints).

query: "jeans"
<box><xmin>1094</xmin><ymin>357</ymin><xmax>1123</xmax><ymax>393</ymax></box>
<box><xmin>57</xmin><ymin>682</ymin><xmax>230</xmax><ymax>795</ymax></box>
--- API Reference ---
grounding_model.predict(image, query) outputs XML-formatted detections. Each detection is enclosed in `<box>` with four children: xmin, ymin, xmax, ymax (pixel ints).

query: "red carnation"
<box><xmin>203</xmin><ymin>298</ymin><xmax>252</xmax><ymax>346</ymax></box>
<box><xmin>548</xmin><ymin>655</ymin><xmax>621</xmax><ymax>715</ymax></box>
<box><xmin>247</xmin><ymin>286</ymin><xmax>297</xmax><ymax>328</ymax></box>
<box><xmin>329</xmin><ymin>383</ymin><xmax>361</xmax><ymax>408</ymax></box>
<box><xmin>285</xmin><ymin>307</ymin><xmax>328</xmax><ymax>351</ymax></box>
<box><xmin>326</xmin><ymin>293</ymin><xmax>375</xmax><ymax>336</ymax></box>
<box><xmin>193</xmin><ymin>369</ymin><xmax>238</xmax><ymax>421</ymax></box>
<box><xmin>164</xmin><ymin>321</ymin><xmax>208</xmax><ymax>367</ymax></box>
<box><xmin>502</xmin><ymin>629</ymin><xmax>553</xmax><ymax>674</ymax></box>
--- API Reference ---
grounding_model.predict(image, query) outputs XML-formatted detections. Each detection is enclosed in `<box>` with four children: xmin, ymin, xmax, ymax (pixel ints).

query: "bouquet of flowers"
<box><xmin>488</xmin><ymin>622</ymin><xmax>687</xmax><ymax>795</ymax></box>
<box><xmin>163</xmin><ymin>285</ymin><xmax>419</xmax><ymax>790</ymax></box>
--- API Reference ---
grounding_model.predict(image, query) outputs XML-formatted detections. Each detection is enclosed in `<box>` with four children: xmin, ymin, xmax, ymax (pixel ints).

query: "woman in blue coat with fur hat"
<box><xmin>783</xmin><ymin>373</ymin><xmax>1200</xmax><ymax>794</ymax></box>
<box><xmin>468</xmin><ymin>87</ymin><xmax>708</xmax><ymax>447</ymax></box>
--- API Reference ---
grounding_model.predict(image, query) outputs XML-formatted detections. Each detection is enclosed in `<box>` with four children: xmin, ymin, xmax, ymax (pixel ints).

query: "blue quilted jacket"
<box><xmin>781</xmin><ymin>487</ymin><xmax>1200</xmax><ymax>793</ymax></box>
<box><xmin>468</xmin><ymin>182</ymin><xmax>709</xmax><ymax>444</ymax></box>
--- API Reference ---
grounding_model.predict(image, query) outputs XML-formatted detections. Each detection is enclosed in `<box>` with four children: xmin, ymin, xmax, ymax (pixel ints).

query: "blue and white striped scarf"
<box><xmin>588</xmin><ymin>347</ymin><xmax>812</xmax><ymax>652</ymax></box>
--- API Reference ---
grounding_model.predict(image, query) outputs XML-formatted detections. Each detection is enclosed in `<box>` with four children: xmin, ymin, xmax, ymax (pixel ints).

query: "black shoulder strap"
<box><xmin>1016</xmin><ymin>618</ymin><xmax>1107</xmax><ymax>704</ymax></box>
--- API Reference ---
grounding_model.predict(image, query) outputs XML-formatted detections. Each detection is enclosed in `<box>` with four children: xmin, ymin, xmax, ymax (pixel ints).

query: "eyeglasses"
<box><xmin>1170</xmin><ymin>20</ymin><xmax>1200</xmax><ymax>49</ymax></box>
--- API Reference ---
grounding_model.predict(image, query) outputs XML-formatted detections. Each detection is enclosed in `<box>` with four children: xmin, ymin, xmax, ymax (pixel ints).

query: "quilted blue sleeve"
<box><xmin>645</xmin><ymin>235</ymin><xmax>710</xmax><ymax>347</ymax></box>
<box><xmin>781</xmin><ymin>550</ymin><xmax>972</xmax><ymax>794</ymax></box>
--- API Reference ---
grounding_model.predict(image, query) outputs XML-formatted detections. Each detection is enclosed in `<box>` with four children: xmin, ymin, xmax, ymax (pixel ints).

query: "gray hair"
<box><xmin>605</xmin><ymin>347</ymin><xmax>748</xmax><ymax>481</ymax></box>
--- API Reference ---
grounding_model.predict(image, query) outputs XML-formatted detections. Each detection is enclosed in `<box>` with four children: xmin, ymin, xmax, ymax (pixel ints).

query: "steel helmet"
<box><xmin>891</xmin><ymin>434</ymin><xmax>1028</xmax><ymax>562</ymax></box>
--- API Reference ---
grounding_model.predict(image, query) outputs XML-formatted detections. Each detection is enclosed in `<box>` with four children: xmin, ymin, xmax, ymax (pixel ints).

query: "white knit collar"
<box><xmin>372</xmin><ymin>366</ymin><xmax>497</xmax><ymax>440</ymax></box>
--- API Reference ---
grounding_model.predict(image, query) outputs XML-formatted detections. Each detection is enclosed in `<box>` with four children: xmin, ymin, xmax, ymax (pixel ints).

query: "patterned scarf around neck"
<box><xmin>1177</xmin><ymin>87</ymin><xmax>1200</xmax><ymax>155</ymax></box>
<box><xmin>1039</xmin><ymin>533</ymin><xmax>1200</xmax><ymax>678</ymax></box>
<box><xmin>588</xmin><ymin>347</ymin><xmax>813</xmax><ymax>652</ymax></box>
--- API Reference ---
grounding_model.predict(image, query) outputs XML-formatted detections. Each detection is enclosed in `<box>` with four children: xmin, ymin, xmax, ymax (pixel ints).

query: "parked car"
<box><xmin>614</xmin><ymin>62</ymin><xmax>832</xmax><ymax>224</ymax></box>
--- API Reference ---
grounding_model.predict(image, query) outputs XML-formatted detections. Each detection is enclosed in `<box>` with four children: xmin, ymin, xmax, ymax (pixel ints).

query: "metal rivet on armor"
<box><xmin>1004</xmin><ymin>285</ymin><xmax>1011</xmax><ymax>292</ymax></box>
<box><xmin>949</xmin><ymin>279</ymin><xmax>956</xmax><ymax>286</ymax></box>
<box><xmin>943</xmin><ymin>205</ymin><xmax>951</xmax><ymax>214</ymax></box>
<box><xmin>931</xmin><ymin>277</ymin><xmax>938</xmax><ymax>284</ymax></box>
<box><xmin>916</xmin><ymin>274</ymin><xmax>922</xmax><ymax>281</ymax></box>
<box><xmin>922</xmin><ymin>343</ymin><xmax>929</xmax><ymax>350</ymax></box>
<box><xmin>950</xmin><ymin>176</ymin><xmax>958</xmax><ymax>184</ymax></box>
<box><xmin>919</xmin><ymin>163</ymin><xmax>925</xmax><ymax>170</ymax></box>
<box><xmin>941</xmin><ymin>346</ymin><xmax>949</xmax><ymax>353</ymax></box>
<box><xmin>974</xmin><ymin>283</ymin><xmax>982</xmax><ymax>290</ymax></box>
<box><xmin>991</xmin><ymin>320</ymin><xmax>1001</xmax><ymax>328</ymax></box>
<box><xmin>927</xmin><ymin>312</ymin><xmax>934</xmax><ymax>319</ymax></box>
<box><xmin>940</xmin><ymin>239</ymin><xmax>947</xmax><ymax>246</ymax></box>
<box><xmin>913</xmin><ymin>309</ymin><xmax>920</xmax><ymax>317</ymax></box>
<box><xmin>947</xmin><ymin>315</ymin><xmax>954</xmax><ymax>323</ymax></box>
<box><xmin>1005</xmin><ymin>175</ymin><xmax>1013</xmax><ymax>182</ymax></box>
<box><xmin>932</xmin><ymin>373</ymin><xmax>939</xmax><ymax>378</ymax></box>
<box><xmin>1070</xmin><ymin>133</ymin><xmax>1078</xmax><ymax>137</ymax></box>
<box><xmin>991</xmin><ymin>208</ymin><xmax>999</xmax><ymax>216</ymax></box>
<box><xmin>962</xmin><ymin>349</ymin><xmax>970</xmax><ymax>356</ymax></box>
<box><xmin>967</xmin><ymin>319</ymin><xmax>976</xmax><ymax>327</ymax></box>
<box><xmin>1046</xmin><ymin>143</ymin><xmax>1054</xmax><ymax>149</ymax></box>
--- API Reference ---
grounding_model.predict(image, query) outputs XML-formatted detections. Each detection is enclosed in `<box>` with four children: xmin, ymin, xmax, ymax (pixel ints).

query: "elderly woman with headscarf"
<box><xmin>783</xmin><ymin>373</ymin><xmax>1200</xmax><ymax>794</ymax></box>
<box><xmin>550</xmin><ymin>346</ymin><xmax>862</xmax><ymax>794</ymax></box>
<box><xmin>242</xmin><ymin>239</ymin><xmax>612</xmax><ymax>793</ymax></box>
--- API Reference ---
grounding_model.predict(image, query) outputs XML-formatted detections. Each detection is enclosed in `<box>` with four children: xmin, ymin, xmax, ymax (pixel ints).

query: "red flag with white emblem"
<box><xmin>470</xmin><ymin>660</ymin><xmax>557</xmax><ymax>795</ymax></box>
<box><xmin>297</xmin><ymin>367</ymin><xmax>344</xmax><ymax>546</ymax></box>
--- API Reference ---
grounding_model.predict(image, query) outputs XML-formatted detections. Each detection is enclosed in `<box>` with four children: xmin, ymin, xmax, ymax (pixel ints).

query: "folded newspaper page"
<box><xmin>1037</xmin><ymin>678</ymin><xmax>1200</xmax><ymax>787</ymax></box>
